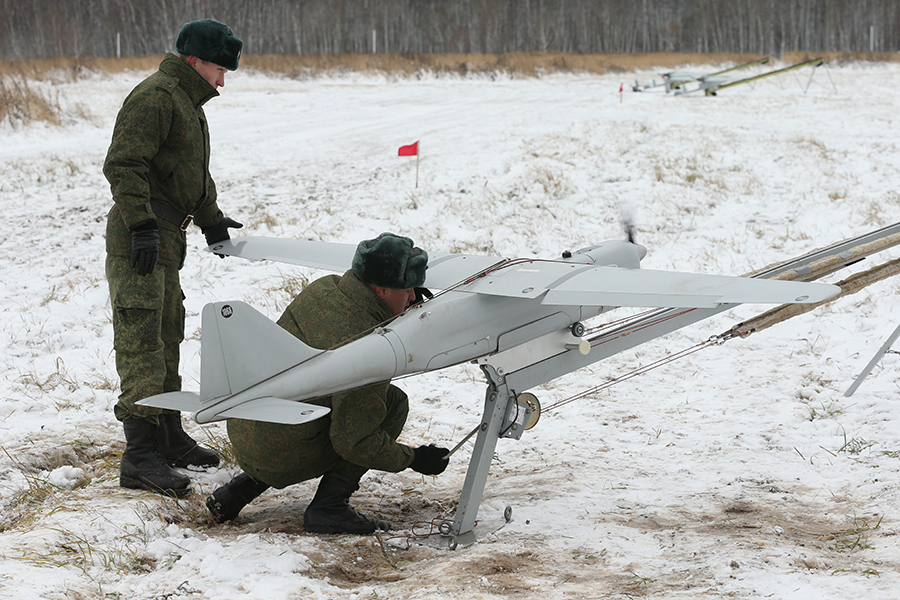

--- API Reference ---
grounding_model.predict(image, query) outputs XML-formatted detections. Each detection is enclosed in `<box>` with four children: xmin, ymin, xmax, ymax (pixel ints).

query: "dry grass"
<box><xmin>229</xmin><ymin>50</ymin><xmax>900</xmax><ymax>77</ymax></box>
<box><xmin>2</xmin><ymin>50</ymin><xmax>897</xmax><ymax>80</ymax></box>
<box><xmin>0</xmin><ymin>74</ymin><xmax>62</xmax><ymax>125</ymax></box>
<box><xmin>0</xmin><ymin>56</ymin><xmax>161</xmax><ymax>78</ymax></box>
<box><xmin>2</xmin><ymin>51</ymin><xmax>897</xmax><ymax>127</ymax></box>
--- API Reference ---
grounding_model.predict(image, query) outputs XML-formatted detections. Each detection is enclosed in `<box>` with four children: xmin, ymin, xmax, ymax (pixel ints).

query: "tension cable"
<box><xmin>542</xmin><ymin>335</ymin><xmax>722</xmax><ymax>412</ymax></box>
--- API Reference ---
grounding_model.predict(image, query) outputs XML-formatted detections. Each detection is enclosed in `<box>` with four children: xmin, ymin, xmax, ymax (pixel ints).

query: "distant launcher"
<box><xmin>633</xmin><ymin>56</ymin><xmax>825</xmax><ymax>96</ymax></box>
<box><xmin>633</xmin><ymin>56</ymin><xmax>770</xmax><ymax>93</ymax></box>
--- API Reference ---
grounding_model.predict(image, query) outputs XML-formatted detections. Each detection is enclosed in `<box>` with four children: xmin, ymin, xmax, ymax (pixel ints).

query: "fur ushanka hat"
<box><xmin>176</xmin><ymin>19</ymin><xmax>243</xmax><ymax>71</ymax></box>
<box><xmin>352</xmin><ymin>233</ymin><xmax>428</xmax><ymax>289</ymax></box>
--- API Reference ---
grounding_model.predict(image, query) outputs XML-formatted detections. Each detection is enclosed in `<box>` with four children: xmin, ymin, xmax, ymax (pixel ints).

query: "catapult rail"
<box><xmin>671</xmin><ymin>56</ymin><xmax>771</xmax><ymax>90</ymax></box>
<box><xmin>722</xmin><ymin>222</ymin><xmax>900</xmax><ymax>339</ymax></box>
<box><xmin>444</xmin><ymin>222</ymin><xmax>900</xmax><ymax>543</ymax></box>
<box><xmin>707</xmin><ymin>57</ymin><xmax>823</xmax><ymax>95</ymax></box>
<box><xmin>728</xmin><ymin>256</ymin><xmax>900</xmax><ymax>340</ymax></box>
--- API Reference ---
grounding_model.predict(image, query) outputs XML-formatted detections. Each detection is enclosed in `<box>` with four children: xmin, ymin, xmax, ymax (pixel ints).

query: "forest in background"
<box><xmin>2</xmin><ymin>0</ymin><xmax>899</xmax><ymax>60</ymax></box>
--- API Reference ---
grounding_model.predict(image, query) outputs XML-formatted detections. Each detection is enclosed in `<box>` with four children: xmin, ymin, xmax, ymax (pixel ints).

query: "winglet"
<box><xmin>216</xmin><ymin>397</ymin><xmax>331</xmax><ymax>425</ymax></box>
<box><xmin>136</xmin><ymin>391</ymin><xmax>200</xmax><ymax>412</ymax></box>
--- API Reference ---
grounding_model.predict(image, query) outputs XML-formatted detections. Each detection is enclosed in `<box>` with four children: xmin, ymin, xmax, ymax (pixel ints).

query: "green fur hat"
<box><xmin>352</xmin><ymin>233</ymin><xmax>428</xmax><ymax>289</ymax></box>
<box><xmin>176</xmin><ymin>19</ymin><xmax>243</xmax><ymax>71</ymax></box>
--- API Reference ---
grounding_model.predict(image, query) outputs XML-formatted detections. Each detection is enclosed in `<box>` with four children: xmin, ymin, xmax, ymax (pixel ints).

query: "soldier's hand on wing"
<box><xmin>130</xmin><ymin>221</ymin><xmax>160</xmax><ymax>276</ymax></box>
<box><xmin>409</xmin><ymin>444</ymin><xmax>450</xmax><ymax>475</ymax></box>
<box><xmin>203</xmin><ymin>217</ymin><xmax>243</xmax><ymax>257</ymax></box>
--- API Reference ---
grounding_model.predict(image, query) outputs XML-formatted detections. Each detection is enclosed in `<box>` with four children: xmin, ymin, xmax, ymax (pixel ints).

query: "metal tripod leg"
<box><xmin>845</xmin><ymin>322</ymin><xmax>900</xmax><ymax>397</ymax></box>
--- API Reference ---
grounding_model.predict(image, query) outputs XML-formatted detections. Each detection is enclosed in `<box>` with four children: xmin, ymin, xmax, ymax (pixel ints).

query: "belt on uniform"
<box><xmin>150</xmin><ymin>200</ymin><xmax>193</xmax><ymax>231</ymax></box>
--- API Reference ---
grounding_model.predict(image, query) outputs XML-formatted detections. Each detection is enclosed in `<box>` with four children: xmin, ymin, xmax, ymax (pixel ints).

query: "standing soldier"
<box><xmin>104</xmin><ymin>19</ymin><xmax>244</xmax><ymax>496</ymax></box>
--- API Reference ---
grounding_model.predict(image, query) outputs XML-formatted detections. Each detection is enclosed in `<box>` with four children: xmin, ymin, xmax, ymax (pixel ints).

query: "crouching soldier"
<box><xmin>206</xmin><ymin>233</ymin><xmax>451</xmax><ymax>534</ymax></box>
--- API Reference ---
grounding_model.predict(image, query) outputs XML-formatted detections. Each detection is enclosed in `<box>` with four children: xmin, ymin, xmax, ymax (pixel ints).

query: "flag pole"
<box><xmin>398</xmin><ymin>141</ymin><xmax>419</xmax><ymax>188</ymax></box>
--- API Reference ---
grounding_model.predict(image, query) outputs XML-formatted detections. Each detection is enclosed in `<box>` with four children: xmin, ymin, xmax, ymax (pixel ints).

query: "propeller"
<box><xmin>620</xmin><ymin>205</ymin><xmax>637</xmax><ymax>244</ymax></box>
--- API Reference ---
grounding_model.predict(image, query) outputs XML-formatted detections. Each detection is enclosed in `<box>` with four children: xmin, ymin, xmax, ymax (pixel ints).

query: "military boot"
<box><xmin>303</xmin><ymin>472</ymin><xmax>390</xmax><ymax>534</ymax></box>
<box><xmin>206</xmin><ymin>473</ymin><xmax>270</xmax><ymax>523</ymax></box>
<box><xmin>120</xmin><ymin>418</ymin><xmax>191</xmax><ymax>497</ymax></box>
<box><xmin>157</xmin><ymin>412</ymin><xmax>220</xmax><ymax>468</ymax></box>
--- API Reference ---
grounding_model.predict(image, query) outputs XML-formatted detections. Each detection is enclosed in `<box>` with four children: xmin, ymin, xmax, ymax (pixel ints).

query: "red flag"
<box><xmin>398</xmin><ymin>141</ymin><xmax>418</xmax><ymax>156</ymax></box>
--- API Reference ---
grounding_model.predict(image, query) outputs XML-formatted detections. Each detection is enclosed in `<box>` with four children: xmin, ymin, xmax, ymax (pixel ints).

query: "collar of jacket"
<box><xmin>339</xmin><ymin>270</ymin><xmax>395</xmax><ymax>325</ymax></box>
<box><xmin>159</xmin><ymin>53</ymin><xmax>219</xmax><ymax>108</ymax></box>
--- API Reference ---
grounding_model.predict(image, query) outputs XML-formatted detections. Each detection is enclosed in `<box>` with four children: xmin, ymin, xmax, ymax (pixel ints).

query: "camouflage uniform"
<box><xmin>104</xmin><ymin>53</ymin><xmax>226</xmax><ymax>423</ymax></box>
<box><xmin>227</xmin><ymin>270</ymin><xmax>416</xmax><ymax>489</ymax></box>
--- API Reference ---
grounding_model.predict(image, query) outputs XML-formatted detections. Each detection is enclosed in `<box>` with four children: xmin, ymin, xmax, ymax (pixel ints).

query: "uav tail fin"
<box><xmin>199</xmin><ymin>301</ymin><xmax>321</xmax><ymax>403</ymax></box>
<box><xmin>137</xmin><ymin>301</ymin><xmax>330</xmax><ymax>425</ymax></box>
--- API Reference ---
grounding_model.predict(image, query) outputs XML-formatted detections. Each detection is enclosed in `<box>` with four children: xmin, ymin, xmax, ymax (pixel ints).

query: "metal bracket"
<box><xmin>500</xmin><ymin>394</ymin><xmax>532</xmax><ymax>441</ymax></box>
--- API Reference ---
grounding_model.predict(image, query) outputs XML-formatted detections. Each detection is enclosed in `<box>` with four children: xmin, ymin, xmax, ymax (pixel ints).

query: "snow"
<box><xmin>3</xmin><ymin>60</ymin><xmax>900</xmax><ymax>599</ymax></box>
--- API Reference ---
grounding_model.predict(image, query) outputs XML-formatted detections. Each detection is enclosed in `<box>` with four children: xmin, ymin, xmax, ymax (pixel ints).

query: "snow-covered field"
<box><xmin>2</xmin><ymin>60</ymin><xmax>900</xmax><ymax>599</ymax></box>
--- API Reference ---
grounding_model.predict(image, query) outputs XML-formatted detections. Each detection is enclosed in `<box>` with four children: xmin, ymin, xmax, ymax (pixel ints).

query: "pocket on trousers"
<box><xmin>107</xmin><ymin>257</ymin><xmax>165</xmax><ymax>311</ymax></box>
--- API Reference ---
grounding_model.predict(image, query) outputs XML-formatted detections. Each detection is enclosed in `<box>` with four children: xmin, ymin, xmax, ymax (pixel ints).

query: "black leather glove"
<box><xmin>202</xmin><ymin>217</ymin><xmax>243</xmax><ymax>257</ymax></box>
<box><xmin>409</xmin><ymin>444</ymin><xmax>450</xmax><ymax>475</ymax></box>
<box><xmin>130</xmin><ymin>222</ymin><xmax>160</xmax><ymax>276</ymax></box>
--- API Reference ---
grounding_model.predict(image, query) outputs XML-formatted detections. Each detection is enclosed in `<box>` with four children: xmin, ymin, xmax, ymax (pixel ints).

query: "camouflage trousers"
<box><xmin>106</xmin><ymin>254</ymin><xmax>185</xmax><ymax>424</ymax></box>
<box><xmin>228</xmin><ymin>385</ymin><xmax>409</xmax><ymax>489</ymax></box>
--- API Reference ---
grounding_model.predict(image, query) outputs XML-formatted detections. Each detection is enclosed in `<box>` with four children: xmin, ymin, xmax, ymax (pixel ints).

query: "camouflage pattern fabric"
<box><xmin>227</xmin><ymin>270</ymin><xmax>416</xmax><ymax>489</ymax></box>
<box><xmin>104</xmin><ymin>54</ymin><xmax>225</xmax><ymax>419</ymax></box>
<box><xmin>106</xmin><ymin>255</ymin><xmax>184</xmax><ymax>423</ymax></box>
<box><xmin>104</xmin><ymin>53</ymin><xmax>225</xmax><ymax>267</ymax></box>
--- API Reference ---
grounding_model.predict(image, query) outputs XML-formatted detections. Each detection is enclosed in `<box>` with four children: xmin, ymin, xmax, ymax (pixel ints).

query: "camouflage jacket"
<box><xmin>103</xmin><ymin>53</ymin><xmax>224</xmax><ymax>267</ymax></box>
<box><xmin>228</xmin><ymin>270</ymin><xmax>416</xmax><ymax>481</ymax></box>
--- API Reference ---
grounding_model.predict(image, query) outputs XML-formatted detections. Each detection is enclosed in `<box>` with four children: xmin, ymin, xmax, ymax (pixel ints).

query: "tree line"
<box><xmin>2</xmin><ymin>0</ymin><xmax>898</xmax><ymax>60</ymax></box>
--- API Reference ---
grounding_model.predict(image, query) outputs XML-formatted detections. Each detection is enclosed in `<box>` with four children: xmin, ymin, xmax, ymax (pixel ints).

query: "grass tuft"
<box><xmin>820</xmin><ymin>515</ymin><xmax>882</xmax><ymax>552</ymax></box>
<box><xmin>0</xmin><ymin>446</ymin><xmax>64</xmax><ymax>531</ymax></box>
<box><xmin>201</xmin><ymin>427</ymin><xmax>237</xmax><ymax>467</ymax></box>
<box><xmin>265</xmin><ymin>271</ymin><xmax>310</xmax><ymax>301</ymax></box>
<box><xmin>838</xmin><ymin>436</ymin><xmax>875</xmax><ymax>455</ymax></box>
<box><xmin>0</xmin><ymin>73</ymin><xmax>62</xmax><ymax>126</ymax></box>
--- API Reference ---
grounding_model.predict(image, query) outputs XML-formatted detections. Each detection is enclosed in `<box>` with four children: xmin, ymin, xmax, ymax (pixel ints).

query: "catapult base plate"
<box><xmin>406</xmin><ymin>506</ymin><xmax>513</xmax><ymax>551</ymax></box>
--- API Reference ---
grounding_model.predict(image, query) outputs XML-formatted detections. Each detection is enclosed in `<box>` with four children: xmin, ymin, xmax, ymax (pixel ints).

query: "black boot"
<box><xmin>303</xmin><ymin>472</ymin><xmax>390</xmax><ymax>534</ymax></box>
<box><xmin>157</xmin><ymin>412</ymin><xmax>220</xmax><ymax>468</ymax></box>
<box><xmin>206</xmin><ymin>473</ymin><xmax>270</xmax><ymax>523</ymax></box>
<box><xmin>120</xmin><ymin>418</ymin><xmax>192</xmax><ymax>497</ymax></box>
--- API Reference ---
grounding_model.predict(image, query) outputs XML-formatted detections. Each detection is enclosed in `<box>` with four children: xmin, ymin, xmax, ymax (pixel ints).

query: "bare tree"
<box><xmin>1</xmin><ymin>0</ymin><xmax>898</xmax><ymax>60</ymax></box>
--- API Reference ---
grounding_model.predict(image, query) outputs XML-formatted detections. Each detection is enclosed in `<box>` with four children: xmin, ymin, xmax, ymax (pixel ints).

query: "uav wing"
<box><xmin>211</xmin><ymin>237</ymin><xmax>838</xmax><ymax>309</ymax></box>
<box><xmin>540</xmin><ymin>265</ymin><xmax>838</xmax><ymax>307</ymax></box>
<box><xmin>208</xmin><ymin>237</ymin><xmax>503</xmax><ymax>290</ymax></box>
<box><xmin>455</xmin><ymin>260</ymin><xmax>838</xmax><ymax>308</ymax></box>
